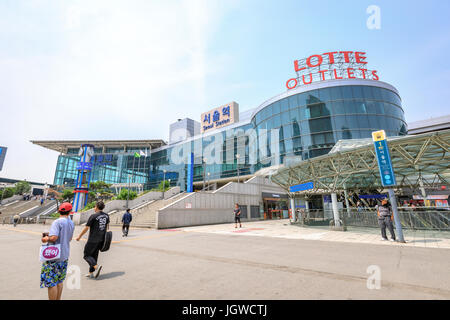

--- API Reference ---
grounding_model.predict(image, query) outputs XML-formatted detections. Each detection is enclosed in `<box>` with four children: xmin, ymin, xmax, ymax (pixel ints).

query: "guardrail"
<box><xmin>293</xmin><ymin>208</ymin><xmax>450</xmax><ymax>231</ymax></box>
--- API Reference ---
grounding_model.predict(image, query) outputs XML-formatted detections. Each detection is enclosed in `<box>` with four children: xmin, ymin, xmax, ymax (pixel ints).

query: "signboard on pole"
<box><xmin>372</xmin><ymin>130</ymin><xmax>396</xmax><ymax>187</ymax></box>
<box><xmin>186</xmin><ymin>152</ymin><xmax>194</xmax><ymax>193</ymax></box>
<box><xmin>289</xmin><ymin>181</ymin><xmax>314</xmax><ymax>193</ymax></box>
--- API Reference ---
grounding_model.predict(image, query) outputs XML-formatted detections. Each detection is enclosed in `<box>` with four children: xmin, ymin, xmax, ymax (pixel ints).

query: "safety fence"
<box><xmin>294</xmin><ymin>208</ymin><xmax>450</xmax><ymax>231</ymax></box>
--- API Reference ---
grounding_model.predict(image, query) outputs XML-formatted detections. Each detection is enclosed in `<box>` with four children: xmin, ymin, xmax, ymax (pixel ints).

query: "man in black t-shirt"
<box><xmin>234</xmin><ymin>203</ymin><xmax>242</xmax><ymax>229</ymax></box>
<box><xmin>76</xmin><ymin>201</ymin><xmax>110</xmax><ymax>279</ymax></box>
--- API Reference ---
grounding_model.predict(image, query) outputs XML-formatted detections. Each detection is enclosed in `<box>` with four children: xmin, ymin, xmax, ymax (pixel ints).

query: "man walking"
<box><xmin>376</xmin><ymin>199</ymin><xmax>396</xmax><ymax>242</ymax></box>
<box><xmin>122</xmin><ymin>208</ymin><xmax>132</xmax><ymax>237</ymax></box>
<box><xmin>76</xmin><ymin>201</ymin><xmax>109</xmax><ymax>279</ymax></box>
<box><xmin>40</xmin><ymin>202</ymin><xmax>75</xmax><ymax>300</ymax></box>
<box><xmin>234</xmin><ymin>203</ymin><xmax>242</xmax><ymax>228</ymax></box>
<box><xmin>13</xmin><ymin>214</ymin><xmax>20</xmax><ymax>227</ymax></box>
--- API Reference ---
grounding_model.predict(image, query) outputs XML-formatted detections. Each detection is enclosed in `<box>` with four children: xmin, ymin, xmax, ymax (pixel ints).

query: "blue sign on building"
<box><xmin>372</xmin><ymin>130</ymin><xmax>396</xmax><ymax>187</ymax></box>
<box><xmin>76</xmin><ymin>162</ymin><xmax>93</xmax><ymax>171</ymax></box>
<box><xmin>289</xmin><ymin>181</ymin><xmax>314</xmax><ymax>193</ymax></box>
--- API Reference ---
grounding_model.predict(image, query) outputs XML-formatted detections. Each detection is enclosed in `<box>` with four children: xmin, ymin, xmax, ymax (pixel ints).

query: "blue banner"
<box><xmin>187</xmin><ymin>152</ymin><xmax>194</xmax><ymax>192</ymax></box>
<box><xmin>373</xmin><ymin>139</ymin><xmax>396</xmax><ymax>187</ymax></box>
<box><xmin>289</xmin><ymin>181</ymin><xmax>314</xmax><ymax>193</ymax></box>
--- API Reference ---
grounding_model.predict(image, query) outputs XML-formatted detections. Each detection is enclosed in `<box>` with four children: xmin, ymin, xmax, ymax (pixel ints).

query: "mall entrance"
<box><xmin>262</xmin><ymin>192</ymin><xmax>289</xmax><ymax>220</ymax></box>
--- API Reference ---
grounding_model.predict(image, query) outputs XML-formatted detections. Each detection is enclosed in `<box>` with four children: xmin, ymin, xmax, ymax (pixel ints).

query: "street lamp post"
<box><xmin>202</xmin><ymin>157</ymin><xmax>207</xmax><ymax>191</ymax></box>
<box><xmin>236</xmin><ymin>154</ymin><xmax>240</xmax><ymax>183</ymax></box>
<box><xmin>207</xmin><ymin>172</ymin><xmax>210</xmax><ymax>190</ymax></box>
<box><xmin>162</xmin><ymin>169</ymin><xmax>166</xmax><ymax>199</ymax></box>
<box><xmin>126</xmin><ymin>174</ymin><xmax>131</xmax><ymax>209</ymax></box>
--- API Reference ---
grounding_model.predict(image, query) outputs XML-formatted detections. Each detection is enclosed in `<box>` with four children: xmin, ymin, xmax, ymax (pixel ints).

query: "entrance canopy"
<box><xmin>270</xmin><ymin>129</ymin><xmax>450</xmax><ymax>195</ymax></box>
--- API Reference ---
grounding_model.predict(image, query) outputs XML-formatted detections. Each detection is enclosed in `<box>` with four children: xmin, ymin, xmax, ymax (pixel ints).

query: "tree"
<box><xmin>15</xmin><ymin>181</ymin><xmax>31</xmax><ymax>195</ymax></box>
<box><xmin>1</xmin><ymin>187</ymin><xmax>16</xmax><ymax>200</ymax></box>
<box><xmin>158</xmin><ymin>180</ymin><xmax>170</xmax><ymax>191</ymax></box>
<box><xmin>60</xmin><ymin>189</ymin><xmax>75</xmax><ymax>202</ymax></box>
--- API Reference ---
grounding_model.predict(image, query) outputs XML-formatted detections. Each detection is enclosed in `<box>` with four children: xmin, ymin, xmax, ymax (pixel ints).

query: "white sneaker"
<box><xmin>94</xmin><ymin>265</ymin><xmax>102</xmax><ymax>279</ymax></box>
<box><xmin>381</xmin><ymin>238</ymin><xmax>388</xmax><ymax>241</ymax></box>
<box><xmin>389</xmin><ymin>239</ymin><xmax>396</xmax><ymax>242</ymax></box>
<box><xmin>85</xmin><ymin>273</ymin><xmax>94</xmax><ymax>278</ymax></box>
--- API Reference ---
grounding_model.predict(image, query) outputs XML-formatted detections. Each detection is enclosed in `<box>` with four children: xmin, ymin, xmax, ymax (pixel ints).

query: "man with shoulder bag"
<box><xmin>76</xmin><ymin>201</ymin><xmax>110</xmax><ymax>279</ymax></box>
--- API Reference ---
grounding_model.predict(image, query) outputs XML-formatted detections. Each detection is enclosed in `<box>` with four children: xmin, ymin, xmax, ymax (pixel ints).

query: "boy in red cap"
<box><xmin>40</xmin><ymin>202</ymin><xmax>75</xmax><ymax>300</ymax></box>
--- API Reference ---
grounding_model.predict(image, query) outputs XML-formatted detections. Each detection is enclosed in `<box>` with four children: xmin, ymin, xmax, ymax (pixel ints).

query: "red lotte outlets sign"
<box><xmin>286</xmin><ymin>51</ymin><xmax>379</xmax><ymax>90</ymax></box>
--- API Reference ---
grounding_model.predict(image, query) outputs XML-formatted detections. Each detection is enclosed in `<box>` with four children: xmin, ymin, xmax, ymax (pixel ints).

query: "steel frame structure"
<box><xmin>270</xmin><ymin>129</ymin><xmax>450</xmax><ymax>198</ymax></box>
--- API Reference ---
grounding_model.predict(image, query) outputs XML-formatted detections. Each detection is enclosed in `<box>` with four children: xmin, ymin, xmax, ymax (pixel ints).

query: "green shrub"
<box><xmin>116</xmin><ymin>189</ymin><xmax>137</xmax><ymax>200</ymax></box>
<box><xmin>81</xmin><ymin>201</ymin><xmax>96</xmax><ymax>212</ymax></box>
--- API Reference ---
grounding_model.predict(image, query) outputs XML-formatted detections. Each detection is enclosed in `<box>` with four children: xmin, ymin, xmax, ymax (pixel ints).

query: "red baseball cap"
<box><xmin>58</xmin><ymin>202</ymin><xmax>73</xmax><ymax>214</ymax></box>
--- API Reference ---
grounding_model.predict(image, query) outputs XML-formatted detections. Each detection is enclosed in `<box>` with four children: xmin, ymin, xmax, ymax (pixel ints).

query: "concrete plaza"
<box><xmin>1</xmin><ymin>220</ymin><xmax>449</xmax><ymax>300</ymax></box>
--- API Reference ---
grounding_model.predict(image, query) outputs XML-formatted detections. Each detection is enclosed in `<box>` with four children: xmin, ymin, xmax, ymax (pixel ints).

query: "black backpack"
<box><xmin>101</xmin><ymin>228</ymin><xmax>112</xmax><ymax>252</ymax></box>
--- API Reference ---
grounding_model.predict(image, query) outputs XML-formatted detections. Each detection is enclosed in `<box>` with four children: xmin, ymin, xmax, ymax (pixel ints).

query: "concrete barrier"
<box><xmin>156</xmin><ymin>177</ymin><xmax>287</xmax><ymax>229</ymax></box>
<box><xmin>72</xmin><ymin>186</ymin><xmax>180</xmax><ymax>225</ymax></box>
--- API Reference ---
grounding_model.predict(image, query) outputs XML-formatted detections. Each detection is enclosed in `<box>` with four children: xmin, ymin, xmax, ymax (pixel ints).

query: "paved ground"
<box><xmin>1</xmin><ymin>220</ymin><xmax>449</xmax><ymax>300</ymax></box>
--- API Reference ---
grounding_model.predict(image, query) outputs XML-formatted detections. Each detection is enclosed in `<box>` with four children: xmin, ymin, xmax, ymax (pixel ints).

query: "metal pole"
<box><xmin>331</xmin><ymin>192</ymin><xmax>341</xmax><ymax>227</ymax></box>
<box><xmin>289</xmin><ymin>197</ymin><xmax>295</xmax><ymax>223</ymax></box>
<box><xmin>388</xmin><ymin>188</ymin><xmax>405</xmax><ymax>243</ymax></box>
<box><xmin>202</xmin><ymin>159</ymin><xmax>206</xmax><ymax>191</ymax></box>
<box><xmin>343</xmin><ymin>187</ymin><xmax>351</xmax><ymax>217</ymax></box>
<box><xmin>162</xmin><ymin>170</ymin><xmax>166</xmax><ymax>199</ymax></box>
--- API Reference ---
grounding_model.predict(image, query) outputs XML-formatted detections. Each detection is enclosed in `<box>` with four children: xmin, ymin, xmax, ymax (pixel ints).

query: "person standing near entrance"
<box><xmin>234</xmin><ymin>203</ymin><xmax>242</xmax><ymax>228</ymax></box>
<box><xmin>76</xmin><ymin>201</ymin><xmax>109</xmax><ymax>279</ymax></box>
<box><xmin>376</xmin><ymin>199</ymin><xmax>396</xmax><ymax>242</ymax></box>
<box><xmin>121</xmin><ymin>208</ymin><xmax>132</xmax><ymax>237</ymax></box>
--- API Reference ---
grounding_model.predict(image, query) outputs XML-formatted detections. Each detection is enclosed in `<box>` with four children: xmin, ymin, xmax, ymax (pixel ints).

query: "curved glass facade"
<box><xmin>53</xmin><ymin>83</ymin><xmax>407</xmax><ymax>192</ymax></box>
<box><xmin>253</xmin><ymin>84</ymin><xmax>407</xmax><ymax>162</ymax></box>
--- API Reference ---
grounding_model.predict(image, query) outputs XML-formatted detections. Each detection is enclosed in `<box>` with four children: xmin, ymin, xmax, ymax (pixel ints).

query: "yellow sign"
<box><xmin>201</xmin><ymin>102</ymin><xmax>239</xmax><ymax>133</ymax></box>
<box><xmin>372</xmin><ymin>130</ymin><xmax>386</xmax><ymax>142</ymax></box>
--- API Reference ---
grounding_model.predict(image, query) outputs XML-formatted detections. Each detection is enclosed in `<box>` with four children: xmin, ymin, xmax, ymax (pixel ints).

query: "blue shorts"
<box><xmin>40</xmin><ymin>260</ymin><xmax>68</xmax><ymax>288</ymax></box>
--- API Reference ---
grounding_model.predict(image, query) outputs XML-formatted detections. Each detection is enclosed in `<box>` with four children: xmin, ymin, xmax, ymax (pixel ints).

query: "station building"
<box><xmin>32</xmin><ymin>51</ymin><xmax>408</xmax><ymax>211</ymax></box>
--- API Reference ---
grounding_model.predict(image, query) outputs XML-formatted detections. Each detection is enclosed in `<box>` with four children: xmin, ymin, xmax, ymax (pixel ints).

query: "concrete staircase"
<box><xmin>110</xmin><ymin>193</ymin><xmax>188</xmax><ymax>228</ymax></box>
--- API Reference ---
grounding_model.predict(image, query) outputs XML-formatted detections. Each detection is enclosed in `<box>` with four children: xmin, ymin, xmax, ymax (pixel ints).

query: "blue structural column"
<box><xmin>73</xmin><ymin>144</ymin><xmax>95</xmax><ymax>212</ymax></box>
<box><xmin>186</xmin><ymin>152</ymin><xmax>194</xmax><ymax>193</ymax></box>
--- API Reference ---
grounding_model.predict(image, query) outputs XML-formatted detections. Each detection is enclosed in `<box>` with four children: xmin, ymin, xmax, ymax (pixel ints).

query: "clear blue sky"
<box><xmin>0</xmin><ymin>0</ymin><xmax>449</xmax><ymax>182</ymax></box>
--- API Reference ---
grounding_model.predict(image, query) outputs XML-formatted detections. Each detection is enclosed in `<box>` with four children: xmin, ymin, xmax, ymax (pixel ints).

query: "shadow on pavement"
<box><xmin>407</xmin><ymin>239</ymin><xmax>442</xmax><ymax>244</ymax></box>
<box><xmin>97</xmin><ymin>271</ymin><xmax>125</xmax><ymax>280</ymax></box>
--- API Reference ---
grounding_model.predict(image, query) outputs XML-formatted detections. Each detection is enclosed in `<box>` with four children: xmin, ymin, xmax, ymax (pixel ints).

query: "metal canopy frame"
<box><xmin>270</xmin><ymin>129</ymin><xmax>450</xmax><ymax>196</ymax></box>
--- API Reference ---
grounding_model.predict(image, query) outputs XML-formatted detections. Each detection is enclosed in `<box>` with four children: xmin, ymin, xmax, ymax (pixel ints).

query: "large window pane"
<box><xmin>319</xmin><ymin>88</ymin><xmax>331</xmax><ymax>102</ymax></box>
<box><xmin>352</xmin><ymin>86</ymin><xmax>364</xmax><ymax>99</ymax></box>
<box><xmin>330</xmin><ymin>86</ymin><xmax>343</xmax><ymax>100</ymax></box>
<box><xmin>280</xmin><ymin>98</ymin><xmax>289</xmax><ymax>112</ymax></box>
<box><xmin>355</xmin><ymin>100</ymin><xmax>368</xmax><ymax>114</ymax></box>
<box><xmin>309</xmin><ymin>104</ymin><xmax>322</xmax><ymax>118</ymax></box>
<box><xmin>332</xmin><ymin>101</ymin><xmax>345</xmax><ymax>115</ymax></box>
<box><xmin>362</xmin><ymin>86</ymin><xmax>374</xmax><ymax>99</ymax></box>
<box><xmin>297</xmin><ymin>93</ymin><xmax>307</xmax><ymax>106</ymax></box>
<box><xmin>356</xmin><ymin>114</ymin><xmax>370</xmax><ymax>129</ymax></box>
<box><xmin>281</xmin><ymin>111</ymin><xmax>290</xmax><ymax>124</ymax></box>
<box><xmin>272</xmin><ymin>101</ymin><xmax>281</xmax><ymax>114</ymax></box>
<box><xmin>341</xmin><ymin>86</ymin><xmax>352</xmax><ymax>99</ymax></box>
<box><xmin>273</xmin><ymin>114</ymin><xmax>281</xmax><ymax>128</ymax></box>
<box><xmin>288</xmin><ymin>95</ymin><xmax>298</xmax><ymax>109</ymax></box>
<box><xmin>306</xmin><ymin>90</ymin><xmax>320</xmax><ymax>104</ymax></box>
<box><xmin>344</xmin><ymin>100</ymin><xmax>358</xmax><ymax>114</ymax></box>
<box><xmin>290</xmin><ymin>108</ymin><xmax>300</xmax><ymax>123</ymax></box>
<box><xmin>372</xmin><ymin>87</ymin><xmax>383</xmax><ymax>100</ymax></box>
<box><xmin>333</xmin><ymin>115</ymin><xmax>347</xmax><ymax>131</ymax></box>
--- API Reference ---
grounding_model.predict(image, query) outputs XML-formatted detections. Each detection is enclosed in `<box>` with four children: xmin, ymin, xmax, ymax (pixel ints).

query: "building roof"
<box><xmin>30</xmin><ymin>139</ymin><xmax>166</xmax><ymax>154</ymax></box>
<box><xmin>408</xmin><ymin>114</ymin><xmax>450</xmax><ymax>134</ymax></box>
<box><xmin>270</xmin><ymin>129</ymin><xmax>450</xmax><ymax>194</ymax></box>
